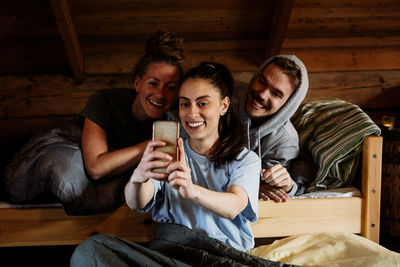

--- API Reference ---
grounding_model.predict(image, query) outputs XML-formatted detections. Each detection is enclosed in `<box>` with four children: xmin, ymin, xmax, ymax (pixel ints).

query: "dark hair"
<box><xmin>183</xmin><ymin>62</ymin><xmax>247</xmax><ymax>168</ymax></box>
<box><xmin>133</xmin><ymin>31</ymin><xmax>184</xmax><ymax>83</ymax></box>
<box><xmin>268</xmin><ymin>57</ymin><xmax>301</xmax><ymax>91</ymax></box>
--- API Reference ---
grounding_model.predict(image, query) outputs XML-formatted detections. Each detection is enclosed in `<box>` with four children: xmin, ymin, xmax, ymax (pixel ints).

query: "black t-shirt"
<box><xmin>79</xmin><ymin>88</ymin><xmax>156</xmax><ymax>150</ymax></box>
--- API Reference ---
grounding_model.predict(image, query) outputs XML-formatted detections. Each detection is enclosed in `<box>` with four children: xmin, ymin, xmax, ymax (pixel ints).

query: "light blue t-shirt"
<box><xmin>141</xmin><ymin>138</ymin><xmax>261</xmax><ymax>251</ymax></box>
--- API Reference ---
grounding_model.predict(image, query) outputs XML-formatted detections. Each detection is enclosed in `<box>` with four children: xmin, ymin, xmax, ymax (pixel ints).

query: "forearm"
<box><xmin>124</xmin><ymin>178</ymin><xmax>154</xmax><ymax>210</ymax></box>
<box><xmin>85</xmin><ymin>141</ymin><xmax>148</xmax><ymax>180</ymax></box>
<box><xmin>190</xmin><ymin>185</ymin><xmax>247</xmax><ymax>220</ymax></box>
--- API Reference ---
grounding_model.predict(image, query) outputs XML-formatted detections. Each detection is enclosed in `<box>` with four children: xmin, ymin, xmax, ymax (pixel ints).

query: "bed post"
<box><xmin>361</xmin><ymin>135</ymin><xmax>383</xmax><ymax>243</ymax></box>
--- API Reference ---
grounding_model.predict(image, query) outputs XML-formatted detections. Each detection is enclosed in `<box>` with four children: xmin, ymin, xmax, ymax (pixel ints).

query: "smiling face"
<box><xmin>179</xmin><ymin>78</ymin><xmax>229</xmax><ymax>153</ymax></box>
<box><xmin>246</xmin><ymin>63</ymin><xmax>295</xmax><ymax>121</ymax></box>
<box><xmin>132</xmin><ymin>62</ymin><xmax>181</xmax><ymax>121</ymax></box>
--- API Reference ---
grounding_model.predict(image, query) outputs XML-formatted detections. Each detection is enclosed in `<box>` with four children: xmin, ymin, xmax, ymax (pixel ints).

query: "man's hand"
<box><xmin>259</xmin><ymin>164</ymin><xmax>294</xmax><ymax>202</ymax></box>
<box><xmin>259</xmin><ymin>184</ymin><xmax>289</xmax><ymax>202</ymax></box>
<box><xmin>261</xmin><ymin>164</ymin><xmax>294</xmax><ymax>192</ymax></box>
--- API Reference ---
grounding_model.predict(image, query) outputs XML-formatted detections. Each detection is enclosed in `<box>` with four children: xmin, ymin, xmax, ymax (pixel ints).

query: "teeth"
<box><xmin>253</xmin><ymin>99</ymin><xmax>266</xmax><ymax>109</ymax></box>
<box><xmin>188</xmin><ymin>121</ymin><xmax>204</xmax><ymax>127</ymax></box>
<box><xmin>149</xmin><ymin>99</ymin><xmax>163</xmax><ymax>107</ymax></box>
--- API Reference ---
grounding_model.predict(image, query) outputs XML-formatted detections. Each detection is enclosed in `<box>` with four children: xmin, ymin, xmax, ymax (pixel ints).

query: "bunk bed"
<box><xmin>0</xmin><ymin>135</ymin><xmax>382</xmax><ymax>247</ymax></box>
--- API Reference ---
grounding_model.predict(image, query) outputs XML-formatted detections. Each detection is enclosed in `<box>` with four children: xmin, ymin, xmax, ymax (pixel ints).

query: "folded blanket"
<box><xmin>251</xmin><ymin>232</ymin><xmax>400</xmax><ymax>267</ymax></box>
<box><xmin>291</xmin><ymin>99</ymin><xmax>381</xmax><ymax>192</ymax></box>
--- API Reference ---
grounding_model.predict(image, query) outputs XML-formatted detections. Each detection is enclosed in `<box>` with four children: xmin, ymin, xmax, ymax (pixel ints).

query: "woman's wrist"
<box><xmin>130</xmin><ymin>170</ymin><xmax>147</xmax><ymax>184</ymax></box>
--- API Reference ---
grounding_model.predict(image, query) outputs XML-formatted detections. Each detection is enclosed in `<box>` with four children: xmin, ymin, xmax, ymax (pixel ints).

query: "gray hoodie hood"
<box><xmin>237</xmin><ymin>55</ymin><xmax>309</xmax><ymax>156</ymax></box>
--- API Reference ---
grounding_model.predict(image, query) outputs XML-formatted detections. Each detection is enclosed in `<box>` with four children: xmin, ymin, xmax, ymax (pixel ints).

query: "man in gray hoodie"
<box><xmin>236</xmin><ymin>55</ymin><xmax>309</xmax><ymax>202</ymax></box>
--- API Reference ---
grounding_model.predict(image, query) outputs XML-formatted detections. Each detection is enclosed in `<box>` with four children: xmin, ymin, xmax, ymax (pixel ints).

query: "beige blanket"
<box><xmin>251</xmin><ymin>232</ymin><xmax>400</xmax><ymax>267</ymax></box>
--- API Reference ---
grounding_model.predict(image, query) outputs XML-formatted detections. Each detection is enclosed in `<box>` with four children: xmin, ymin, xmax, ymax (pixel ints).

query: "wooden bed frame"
<box><xmin>0</xmin><ymin>136</ymin><xmax>382</xmax><ymax>247</ymax></box>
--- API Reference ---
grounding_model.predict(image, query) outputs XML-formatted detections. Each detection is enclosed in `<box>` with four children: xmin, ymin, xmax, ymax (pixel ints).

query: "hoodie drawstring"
<box><xmin>246</xmin><ymin>121</ymin><xmax>251</xmax><ymax>150</ymax></box>
<box><xmin>246</xmin><ymin>121</ymin><xmax>262</xmax><ymax>159</ymax></box>
<box><xmin>257</xmin><ymin>129</ymin><xmax>261</xmax><ymax>159</ymax></box>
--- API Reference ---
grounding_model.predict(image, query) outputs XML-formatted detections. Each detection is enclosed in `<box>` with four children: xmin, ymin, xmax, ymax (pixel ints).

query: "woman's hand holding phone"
<box><xmin>131</xmin><ymin>140</ymin><xmax>173</xmax><ymax>184</ymax></box>
<box><xmin>131</xmin><ymin>120</ymin><xmax>180</xmax><ymax>184</ymax></box>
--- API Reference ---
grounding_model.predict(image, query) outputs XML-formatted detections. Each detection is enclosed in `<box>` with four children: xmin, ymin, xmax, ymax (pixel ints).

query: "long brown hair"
<box><xmin>183</xmin><ymin>62</ymin><xmax>246</xmax><ymax>168</ymax></box>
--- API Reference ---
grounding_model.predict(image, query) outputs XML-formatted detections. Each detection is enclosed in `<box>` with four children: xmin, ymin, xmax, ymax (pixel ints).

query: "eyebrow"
<box><xmin>148</xmin><ymin>77</ymin><xmax>160</xmax><ymax>82</ymax></box>
<box><xmin>259</xmin><ymin>74</ymin><xmax>284</xmax><ymax>97</ymax></box>
<box><xmin>179</xmin><ymin>95</ymin><xmax>211</xmax><ymax>101</ymax></box>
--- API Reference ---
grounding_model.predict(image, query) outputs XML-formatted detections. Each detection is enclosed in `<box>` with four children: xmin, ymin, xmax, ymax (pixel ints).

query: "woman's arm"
<box><xmin>125</xmin><ymin>140</ymin><xmax>174</xmax><ymax>210</ymax></box>
<box><xmin>81</xmin><ymin>118</ymin><xmax>148</xmax><ymax>180</ymax></box>
<box><xmin>191</xmin><ymin>184</ymin><xmax>248</xmax><ymax>220</ymax></box>
<box><xmin>125</xmin><ymin>177</ymin><xmax>154</xmax><ymax>210</ymax></box>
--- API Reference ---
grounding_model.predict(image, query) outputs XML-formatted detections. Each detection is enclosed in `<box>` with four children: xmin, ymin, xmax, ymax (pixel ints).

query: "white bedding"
<box><xmin>291</xmin><ymin>186</ymin><xmax>361</xmax><ymax>199</ymax></box>
<box><xmin>251</xmin><ymin>232</ymin><xmax>400</xmax><ymax>267</ymax></box>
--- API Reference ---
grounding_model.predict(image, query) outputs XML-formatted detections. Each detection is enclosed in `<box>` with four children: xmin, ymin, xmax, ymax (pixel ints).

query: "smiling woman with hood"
<box><xmin>236</xmin><ymin>55</ymin><xmax>309</xmax><ymax>201</ymax></box>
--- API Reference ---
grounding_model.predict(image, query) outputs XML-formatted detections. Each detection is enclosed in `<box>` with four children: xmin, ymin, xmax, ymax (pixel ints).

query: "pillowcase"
<box><xmin>291</xmin><ymin>99</ymin><xmax>381</xmax><ymax>192</ymax></box>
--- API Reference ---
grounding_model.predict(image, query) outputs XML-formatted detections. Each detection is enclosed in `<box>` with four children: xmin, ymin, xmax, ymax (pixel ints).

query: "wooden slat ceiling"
<box><xmin>0</xmin><ymin>0</ymin><xmax>399</xmax><ymax>78</ymax></box>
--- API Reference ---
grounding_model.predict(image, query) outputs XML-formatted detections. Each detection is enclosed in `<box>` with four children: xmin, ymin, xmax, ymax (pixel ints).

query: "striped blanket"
<box><xmin>291</xmin><ymin>99</ymin><xmax>381</xmax><ymax>192</ymax></box>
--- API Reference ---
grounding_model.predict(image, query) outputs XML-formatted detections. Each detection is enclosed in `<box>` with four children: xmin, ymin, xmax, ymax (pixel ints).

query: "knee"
<box><xmin>70</xmin><ymin>234</ymin><xmax>117</xmax><ymax>267</ymax></box>
<box><xmin>49</xmin><ymin>148</ymin><xmax>89</xmax><ymax>201</ymax></box>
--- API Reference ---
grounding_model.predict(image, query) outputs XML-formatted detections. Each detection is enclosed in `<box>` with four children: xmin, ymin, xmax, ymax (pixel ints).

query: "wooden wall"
<box><xmin>1</xmin><ymin>0</ymin><xmax>399</xmax><ymax>141</ymax></box>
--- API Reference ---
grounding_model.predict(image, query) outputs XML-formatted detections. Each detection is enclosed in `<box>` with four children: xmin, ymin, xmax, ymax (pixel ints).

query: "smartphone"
<box><xmin>152</xmin><ymin>120</ymin><xmax>180</xmax><ymax>173</ymax></box>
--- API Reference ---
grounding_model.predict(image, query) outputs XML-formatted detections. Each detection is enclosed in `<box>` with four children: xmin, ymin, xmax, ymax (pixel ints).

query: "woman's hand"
<box><xmin>166</xmin><ymin>138</ymin><xmax>195</xmax><ymax>198</ymax></box>
<box><xmin>130</xmin><ymin>140</ymin><xmax>174</xmax><ymax>184</ymax></box>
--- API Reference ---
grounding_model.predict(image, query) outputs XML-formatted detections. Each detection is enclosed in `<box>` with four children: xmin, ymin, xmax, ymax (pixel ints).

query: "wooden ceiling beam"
<box><xmin>50</xmin><ymin>0</ymin><xmax>84</xmax><ymax>80</ymax></box>
<box><xmin>264</xmin><ymin>0</ymin><xmax>295</xmax><ymax>59</ymax></box>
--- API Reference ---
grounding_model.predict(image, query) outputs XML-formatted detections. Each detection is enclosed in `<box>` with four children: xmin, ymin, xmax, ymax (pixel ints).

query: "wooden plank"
<box><xmin>282</xmin><ymin>47</ymin><xmax>400</xmax><ymax>72</ymax></box>
<box><xmin>50</xmin><ymin>0</ymin><xmax>84</xmax><ymax>80</ymax></box>
<box><xmin>252</xmin><ymin>197</ymin><xmax>362</xmax><ymax>238</ymax></box>
<box><xmin>69</xmin><ymin>0</ymin><xmax>274</xmax><ymax>13</ymax></box>
<box><xmin>295</xmin><ymin>0</ymin><xmax>400</xmax><ymax>8</ymax></box>
<box><xmin>0</xmin><ymin>197</ymin><xmax>362</xmax><ymax>247</ymax></box>
<box><xmin>282</xmin><ymin>36</ymin><xmax>400</xmax><ymax>49</ymax></box>
<box><xmin>73</xmin><ymin>10</ymin><xmax>271</xmax><ymax>35</ymax></box>
<box><xmin>291</xmin><ymin>6</ymin><xmax>400</xmax><ymax>19</ymax></box>
<box><xmin>305</xmin><ymin>70</ymin><xmax>400</xmax><ymax>109</ymax></box>
<box><xmin>0</xmin><ymin>117</ymin><xmax>73</xmax><ymax>140</ymax></box>
<box><xmin>361</xmin><ymin>136</ymin><xmax>383</xmax><ymax>243</ymax></box>
<box><xmin>0</xmin><ymin>1</ymin><xmax>60</xmax><ymax>36</ymax></box>
<box><xmin>0</xmin><ymin>74</ymin><xmax>132</xmax><ymax>96</ymax></box>
<box><xmin>304</xmin><ymin>86</ymin><xmax>400</xmax><ymax>110</ymax></box>
<box><xmin>0</xmin><ymin>74</ymin><xmax>132</xmax><ymax>117</ymax></box>
<box><xmin>0</xmin><ymin>205</ymin><xmax>155</xmax><ymax>247</ymax></box>
<box><xmin>84</xmin><ymin>50</ymin><xmax>262</xmax><ymax>74</ymax></box>
<box><xmin>82</xmin><ymin>40</ymin><xmax>266</xmax><ymax>55</ymax></box>
<box><xmin>286</xmin><ymin>17</ymin><xmax>400</xmax><ymax>38</ymax></box>
<box><xmin>0</xmin><ymin>46</ymin><xmax>70</xmax><ymax>75</ymax></box>
<box><xmin>264</xmin><ymin>0</ymin><xmax>295</xmax><ymax>58</ymax></box>
<box><xmin>308</xmin><ymin>70</ymin><xmax>400</xmax><ymax>92</ymax></box>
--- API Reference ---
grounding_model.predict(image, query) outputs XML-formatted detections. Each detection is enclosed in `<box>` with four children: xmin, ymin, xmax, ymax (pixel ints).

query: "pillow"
<box><xmin>291</xmin><ymin>99</ymin><xmax>381</xmax><ymax>192</ymax></box>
